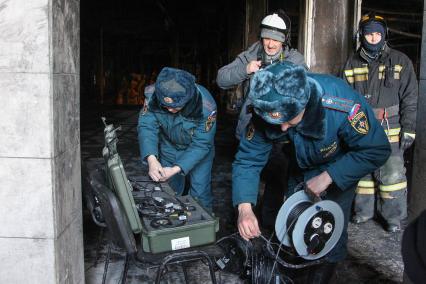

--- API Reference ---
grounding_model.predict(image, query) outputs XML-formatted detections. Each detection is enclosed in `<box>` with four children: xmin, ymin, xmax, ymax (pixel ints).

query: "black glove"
<box><xmin>400</xmin><ymin>132</ymin><xmax>415</xmax><ymax>151</ymax></box>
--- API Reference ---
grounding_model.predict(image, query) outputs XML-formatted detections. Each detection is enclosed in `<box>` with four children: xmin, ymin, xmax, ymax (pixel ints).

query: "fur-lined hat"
<box><xmin>155</xmin><ymin>67</ymin><xmax>196</xmax><ymax>108</ymax></box>
<box><xmin>248</xmin><ymin>61</ymin><xmax>310</xmax><ymax>124</ymax></box>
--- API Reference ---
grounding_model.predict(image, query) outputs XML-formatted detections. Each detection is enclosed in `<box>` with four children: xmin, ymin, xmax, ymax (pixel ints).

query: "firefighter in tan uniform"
<box><xmin>342</xmin><ymin>13</ymin><xmax>418</xmax><ymax>232</ymax></box>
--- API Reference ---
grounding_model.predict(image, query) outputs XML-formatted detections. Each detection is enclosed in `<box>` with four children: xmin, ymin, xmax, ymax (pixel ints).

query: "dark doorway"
<box><xmin>268</xmin><ymin>0</ymin><xmax>302</xmax><ymax>49</ymax></box>
<box><xmin>80</xmin><ymin>0</ymin><xmax>239</xmax><ymax>106</ymax></box>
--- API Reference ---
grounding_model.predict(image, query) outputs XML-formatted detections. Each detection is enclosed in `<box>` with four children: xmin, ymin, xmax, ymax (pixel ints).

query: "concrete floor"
<box><xmin>81</xmin><ymin>106</ymin><xmax>403</xmax><ymax>283</ymax></box>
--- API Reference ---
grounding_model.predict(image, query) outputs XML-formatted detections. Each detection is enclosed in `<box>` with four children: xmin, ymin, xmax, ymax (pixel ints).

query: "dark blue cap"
<box><xmin>155</xmin><ymin>67</ymin><xmax>196</xmax><ymax>108</ymax></box>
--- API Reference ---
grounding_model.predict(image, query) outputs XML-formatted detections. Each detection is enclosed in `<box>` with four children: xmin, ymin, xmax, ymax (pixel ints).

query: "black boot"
<box><xmin>306</xmin><ymin>262</ymin><xmax>337</xmax><ymax>284</ymax></box>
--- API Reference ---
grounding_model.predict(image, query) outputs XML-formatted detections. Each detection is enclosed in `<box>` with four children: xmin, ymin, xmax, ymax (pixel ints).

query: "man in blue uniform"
<box><xmin>233</xmin><ymin>62</ymin><xmax>391</xmax><ymax>282</ymax></box>
<box><xmin>138</xmin><ymin>67</ymin><xmax>217</xmax><ymax>211</ymax></box>
<box><xmin>217</xmin><ymin>9</ymin><xmax>307</xmax><ymax>230</ymax></box>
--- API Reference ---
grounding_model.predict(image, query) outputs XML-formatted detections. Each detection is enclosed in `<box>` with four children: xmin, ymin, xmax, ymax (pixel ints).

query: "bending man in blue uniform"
<box><xmin>232</xmin><ymin>62</ymin><xmax>391</xmax><ymax>282</ymax></box>
<box><xmin>138</xmin><ymin>67</ymin><xmax>217</xmax><ymax>211</ymax></box>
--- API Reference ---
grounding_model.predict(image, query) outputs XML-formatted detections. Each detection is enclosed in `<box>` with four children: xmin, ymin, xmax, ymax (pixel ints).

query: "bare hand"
<box><xmin>160</xmin><ymin>166</ymin><xmax>181</xmax><ymax>181</ymax></box>
<box><xmin>147</xmin><ymin>155</ymin><xmax>165</xmax><ymax>182</ymax></box>
<box><xmin>237</xmin><ymin>203</ymin><xmax>260</xmax><ymax>240</ymax></box>
<box><xmin>306</xmin><ymin>171</ymin><xmax>333</xmax><ymax>197</ymax></box>
<box><xmin>246</xmin><ymin>60</ymin><xmax>262</xmax><ymax>75</ymax></box>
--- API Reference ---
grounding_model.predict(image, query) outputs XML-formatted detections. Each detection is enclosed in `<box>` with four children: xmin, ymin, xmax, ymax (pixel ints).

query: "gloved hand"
<box><xmin>400</xmin><ymin>132</ymin><xmax>415</xmax><ymax>151</ymax></box>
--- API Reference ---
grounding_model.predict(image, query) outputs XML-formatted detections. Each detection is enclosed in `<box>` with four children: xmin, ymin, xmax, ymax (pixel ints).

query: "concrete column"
<box><xmin>0</xmin><ymin>0</ymin><xmax>83</xmax><ymax>283</ymax></box>
<box><xmin>300</xmin><ymin>0</ymin><xmax>353</xmax><ymax>74</ymax></box>
<box><xmin>408</xmin><ymin>2</ymin><xmax>426</xmax><ymax>222</ymax></box>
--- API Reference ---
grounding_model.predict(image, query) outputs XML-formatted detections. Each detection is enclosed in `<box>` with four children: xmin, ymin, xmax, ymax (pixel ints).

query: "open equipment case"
<box><xmin>101</xmin><ymin>117</ymin><xmax>219</xmax><ymax>254</ymax></box>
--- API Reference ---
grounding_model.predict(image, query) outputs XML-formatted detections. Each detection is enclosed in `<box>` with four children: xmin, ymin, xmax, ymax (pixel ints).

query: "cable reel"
<box><xmin>274</xmin><ymin>187</ymin><xmax>344</xmax><ymax>260</ymax></box>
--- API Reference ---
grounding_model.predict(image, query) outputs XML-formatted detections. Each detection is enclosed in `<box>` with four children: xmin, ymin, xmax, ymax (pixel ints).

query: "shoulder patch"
<box><xmin>321</xmin><ymin>94</ymin><xmax>354</xmax><ymax>113</ymax></box>
<box><xmin>140</xmin><ymin>101</ymin><xmax>149</xmax><ymax>116</ymax></box>
<box><xmin>348</xmin><ymin>109</ymin><xmax>369</xmax><ymax>135</ymax></box>
<box><xmin>205</xmin><ymin>120</ymin><xmax>214</xmax><ymax>132</ymax></box>
<box><xmin>205</xmin><ymin>110</ymin><xmax>217</xmax><ymax>132</ymax></box>
<box><xmin>246</xmin><ymin>123</ymin><xmax>255</xmax><ymax>140</ymax></box>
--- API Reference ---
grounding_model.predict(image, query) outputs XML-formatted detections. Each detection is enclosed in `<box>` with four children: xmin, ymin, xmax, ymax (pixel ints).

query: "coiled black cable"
<box><xmin>251</xmin><ymin>251</ymin><xmax>279</xmax><ymax>284</ymax></box>
<box><xmin>286</xmin><ymin>201</ymin><xmax>312</xmax><ymax>236</ymax></box>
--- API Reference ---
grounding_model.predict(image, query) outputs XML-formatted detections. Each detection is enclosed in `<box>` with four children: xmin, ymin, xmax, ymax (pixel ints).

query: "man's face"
<box><xmin>280</xmin><ymin>109</ymin><xmax>305</xmax><ymax>132</ymax></box>
<box><xmin>262</xmin><ymin>38</ymin><xmax>283</xmax><ymax>56</ymax></box>
<box><xmin>364</xmin><ymin>32</ymin><xmax>382</xmax><ymax>45</ymax></box>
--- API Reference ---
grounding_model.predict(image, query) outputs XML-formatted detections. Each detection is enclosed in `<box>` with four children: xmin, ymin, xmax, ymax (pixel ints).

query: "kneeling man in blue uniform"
<box><xmin>232</xmin><ymin>62</ymin><xmax>391</xmax><ymax>282</ymax></box>
<box><xmin>138</xmin><ymin>67</ymin><xmax>217</xmax><ymax>211</ymax></box>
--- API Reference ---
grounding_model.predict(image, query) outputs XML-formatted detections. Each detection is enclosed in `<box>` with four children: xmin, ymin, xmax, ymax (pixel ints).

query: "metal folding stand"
<box><xmin>154</xmin><ymin>250</ymin><xmax>217</xmax><ymax>284</ymax></box>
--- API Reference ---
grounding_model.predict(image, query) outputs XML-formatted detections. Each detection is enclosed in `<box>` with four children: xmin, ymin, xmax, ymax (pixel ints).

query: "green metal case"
<box><xmin>106</xmin><ymin>154</ymin><xmax>143</xmax><ymax>233</ymax></box>
<box><xmin>139</xmin><ymin>194</ymin><xmax>219</xmax><ymax>253</ymax></box>
<box><xmin>101</xmin><ymin>118</ymin><xmax>218</xmax><ymax>254</ymax></box>
<box><xmin>105</xmin><ymin>154</ymin><xmax>219</xmax><ymax>253</ymax></box>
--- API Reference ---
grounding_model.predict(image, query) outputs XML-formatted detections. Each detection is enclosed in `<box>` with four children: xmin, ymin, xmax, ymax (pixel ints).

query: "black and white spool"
<box><xmin>275</xmin><ymin>189</ymin><xmax>344</xmax><ymax>260</ymax></box>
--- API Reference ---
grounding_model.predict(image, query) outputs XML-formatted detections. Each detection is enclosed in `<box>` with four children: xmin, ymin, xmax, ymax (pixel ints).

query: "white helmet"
<box><xmin>260</xmin><ymin>13</ymin><xmax>287</xmax><ymax>42</ymax></box>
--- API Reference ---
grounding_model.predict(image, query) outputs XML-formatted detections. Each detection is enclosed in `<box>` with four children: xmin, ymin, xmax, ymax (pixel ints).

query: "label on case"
<box><xmin>171</xmin><ymin>236</ymin><xmax>190</xmax><ymax>250</ymax></box>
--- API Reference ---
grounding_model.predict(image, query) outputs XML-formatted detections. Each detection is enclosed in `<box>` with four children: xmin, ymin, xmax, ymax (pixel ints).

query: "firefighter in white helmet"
<box><xmin>216</xmin><ymin>10</ymin><xmax>307</xmax><ymax>231</ymax></box>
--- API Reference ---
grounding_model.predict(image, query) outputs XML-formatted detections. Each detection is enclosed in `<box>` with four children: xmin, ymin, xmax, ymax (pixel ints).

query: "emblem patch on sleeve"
<box><xmin>205</xmin><ymin>120</ymin><xmax>214</xmax><ymax>132</ymax></box>
<box><xmin>141</xmin><ymin>102</ymin><xmax>148</xmax><ymax>115</ymax></box>
<box><xmin>205</xmin><ymin>110</ymin><xmax>217</xmax><ymax>132</ymax></box>
<box><xmin>246</xmin><ymin>124</ymin><xmax>255</xmax><ymax>140</ymax></box>
<box><xmin>348</xmin><ymin>110</ymin><xmax>369</xmax><ymax>134</ymax></box>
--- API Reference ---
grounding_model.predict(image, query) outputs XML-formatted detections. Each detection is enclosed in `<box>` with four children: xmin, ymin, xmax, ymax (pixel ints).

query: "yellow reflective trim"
<box><xmin>405</xmin><ymin>132</ymin><xmax>416</xmax><ymax>139</ymax></box>
<box><xmin>388</xmin><ymin>135</ymin><xmax>399</xmax><ymax>143</ymax></box>
<box><xmin>394</xmin><ymin>72</ymin><xmax>400</xmax><ymax>80</ymax></box>
<box><xmin>353</xmin><ymin>67</ymin><xmax>369</xmax><ymax>74</ymax></box>
<box><xmin>378</xmin><ymin>72</ymin><xmax>385</xmax><ymax>80</ymax></box>
<box><xmin>354</xmin><ymin>74</ymin><xmax>368</xmax><ymax>82</ymax></box>
<box><xmin>379</xmin><ymin>182</ymin><xmax>407</xmax><ymax>192</ymax></box>
<box><xmin>356</xmin><ymin>187</ymin><xmax>375</xmax><ymax>194</ymax></box>
<box><xmin>380</xmin><ymin>192</ymin><xmax>394</xmax><ymax>199</ymax></box>
<box><xmin>384</xmin><ymin>128</ymin><xmax>400</xmax><ymax>136</ymax></box>
<box><xmin>394</xmin><ymin>65</ymin><xmax>403</xmax><ymax>72</ymax></box>
<box><xmin>358</xmin><ymin>180</ymin><xmax>375</xmax><ymax>187</ymax></box>
<box><xmin>347</xmin><ymin>77</ymin><xmax>354</xmax><ymax>84</ymax></box>
<box><xmin>379</xmin><ymin>65</ymin><xmax>386</xmax><ymax>72</ymax></box>
<box><xmin>344</xmin><ymin>70</ymin><xmax>354</xmax><ymax>76</ymax></box>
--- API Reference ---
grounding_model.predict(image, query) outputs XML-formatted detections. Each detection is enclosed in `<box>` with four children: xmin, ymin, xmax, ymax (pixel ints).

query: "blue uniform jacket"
<box><xmin>138</xmin><ymin>84</ymin><xmax>217</xmax><ymax>175</ymax></box>
<box><xmin>232</xmin><ymin>74</ymin><xmax>391</xmax><ymax>206</ymax></box>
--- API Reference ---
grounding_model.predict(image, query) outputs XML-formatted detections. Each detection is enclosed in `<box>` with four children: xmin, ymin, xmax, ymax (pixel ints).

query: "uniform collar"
<box><xmin>179</xmin><ymin>88</ymin><xmax>203</xmax><ymax>120</ymax></box>
<box><xmin>294</xmin><ymin>79</ymin><xmax>326</xmax><ymax>140</ymax></box>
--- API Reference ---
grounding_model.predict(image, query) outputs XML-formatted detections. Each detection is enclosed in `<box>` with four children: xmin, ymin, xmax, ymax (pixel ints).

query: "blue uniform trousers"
<box><xmin>161</xmin><ymin>148</ymin><xmax>214</xmax><ymax>211</ymax></box>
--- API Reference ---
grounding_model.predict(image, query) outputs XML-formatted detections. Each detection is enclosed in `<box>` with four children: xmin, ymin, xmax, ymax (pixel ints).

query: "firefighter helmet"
<box><xmin>359</xmin><ymin>12</ymin><xmax>388</xmax><ymax>39</ymax></box>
